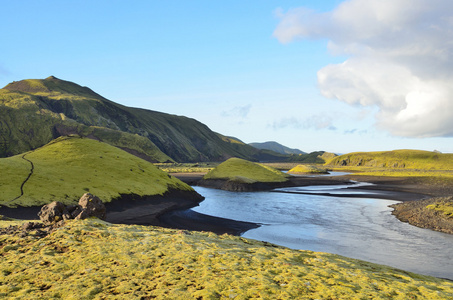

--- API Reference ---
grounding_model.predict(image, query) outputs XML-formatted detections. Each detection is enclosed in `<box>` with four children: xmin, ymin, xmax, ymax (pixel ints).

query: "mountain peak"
<box><xmin>3</xmin><ymin>76</ymin><xmax>104</xmax><ymax>99</ymax></box>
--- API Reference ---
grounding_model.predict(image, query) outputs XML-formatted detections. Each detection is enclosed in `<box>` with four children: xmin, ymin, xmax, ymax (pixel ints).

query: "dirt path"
<box><xmin>8</xmin><ymin>153</ymin><xmax>34</xmax><ymax>204</ymax></box>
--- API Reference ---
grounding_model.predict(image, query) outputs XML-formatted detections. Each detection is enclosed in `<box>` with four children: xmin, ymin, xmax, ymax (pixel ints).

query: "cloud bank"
<box><xmin>274</xmin><ymin>0</ymin><xmax>453</xmax><ymax>137</ymax></box>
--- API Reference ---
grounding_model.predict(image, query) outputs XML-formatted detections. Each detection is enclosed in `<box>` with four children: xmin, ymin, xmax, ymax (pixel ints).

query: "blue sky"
<box><xmin>1</xmin><ymin>0</ymin><xmax>452</xmax><ymax>154</ymax></box>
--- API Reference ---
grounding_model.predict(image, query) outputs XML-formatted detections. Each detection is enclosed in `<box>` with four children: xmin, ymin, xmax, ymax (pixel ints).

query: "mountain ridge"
<box><xmin>0</xmin><ymin>76</ymin><xmax>284</xmax><ymax>162</ymax></box>
<box><xmin>249</xmin><ymin>141</ymin><xmax>306</xmax><ymax>155</ymax></box>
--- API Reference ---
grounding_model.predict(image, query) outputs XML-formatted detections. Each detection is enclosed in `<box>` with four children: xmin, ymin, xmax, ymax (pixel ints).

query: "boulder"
<box><xmin>38</xmin><ymin>193</ymin><xmax>106</xmax><ymax>224</ymax></box>
<box><xmin>75</xmin><ymin>193</ymin><xmax>106</xmax><ymax>220</ymax></box>
<box><xmin>38</xmin><ymin>201</ymin><xmax>71</xmax><ymax>224</ymax></box>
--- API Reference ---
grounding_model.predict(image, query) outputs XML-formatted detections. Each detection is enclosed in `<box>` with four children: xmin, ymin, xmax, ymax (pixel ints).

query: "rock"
<box><xmin>67</xmin><ymin>204</ymin><xmax>82</xmax><ymax>219</ymax></box>
<box><xmin>21</xmin><ymin>222</ymin><xmax>44</xmax><ymax>231</ymax></box>
<box><xmin>75</xmin><ymin>193</ymin><xmax>106</xmax><ymax>220</ymax></box>
<box><xmin>38</xmin><ymin>201</ymin><xmax>71</xmax><ymax>224</ymax></box>
<box><xmin>37</xmin><ymin>194</ymin><xmax>106</xmax><ymax>224</ymax></box>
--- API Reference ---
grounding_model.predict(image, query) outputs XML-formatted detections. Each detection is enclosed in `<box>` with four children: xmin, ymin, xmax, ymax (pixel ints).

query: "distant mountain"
<box><xmin>0</xmin><ymin>76</ymin><xmax>282</xmax><ymax>162</ymax></box>
<box><xmin>249</xmin><ymin>141</ymin><xmax>306</xmax><ymax>155</ymax></box>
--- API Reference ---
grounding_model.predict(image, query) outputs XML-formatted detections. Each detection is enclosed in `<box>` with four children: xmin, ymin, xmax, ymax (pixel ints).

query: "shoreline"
<box><xmin>164</xmin><ymin>172</ymin><xmax>453</xmax><ymax>235</ymax></box>
<box><xmin>156</xmin><ymin>172</ymin><xmax>436</xmax><ymax>235</ymax></box>
<box><xmin>1</xmin><ymin>173</ymin><xmax>448</xmax><ymax>236</ymax></box>
<box><xmin>173</xmin><ymin>172</ymin><xmax>435</xmax><ymax>201</ymax></box>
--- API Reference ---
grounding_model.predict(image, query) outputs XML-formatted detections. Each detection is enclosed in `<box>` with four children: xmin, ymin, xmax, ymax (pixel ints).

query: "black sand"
<box><xmin>1</xmin><ymin>173</ymin><xmax>444</xmax><ymax>236</ymax></box>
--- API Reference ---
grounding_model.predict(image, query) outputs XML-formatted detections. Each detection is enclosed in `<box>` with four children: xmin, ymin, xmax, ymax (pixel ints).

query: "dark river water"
<box><xmin>191</xmin><ymin>185</ymin><xmax>453</xmax><ymax>280</ymax></box>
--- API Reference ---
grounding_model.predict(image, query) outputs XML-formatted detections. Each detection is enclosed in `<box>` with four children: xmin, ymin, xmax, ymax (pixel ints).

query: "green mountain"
<box><xmin>0</xmin><ymin>76</ymin><xmax>281</xmax><ymax>162</ymax></box>
<box><xmin>249</xmin><ymin>141</ymin><xmax>306</xmax><ymax>155</ymax></box>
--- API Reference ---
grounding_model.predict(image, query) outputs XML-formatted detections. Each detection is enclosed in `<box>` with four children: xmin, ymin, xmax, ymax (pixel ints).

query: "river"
<box><xmin>190</xmin><ymin>184</ymin><xmax>453</xmax><ymax>280</ymax></box>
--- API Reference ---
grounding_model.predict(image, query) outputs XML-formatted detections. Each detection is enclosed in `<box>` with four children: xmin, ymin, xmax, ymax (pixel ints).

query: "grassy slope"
<box><xmin>288</xmin><ymin>165</ymin><xmax>329</xmax><ymax>174</ymax></box>
<box><xmin>203</xmin><ymin>158</ymin><xmax>290</xmax><ymax>183</ymax></box>
<box><xmin>326</xmin><ymin>150</ymin><xmax>453</xmax><ymax>178</ymax></box>
<box><xmin>1</xmin><ymin>76</ymin><xmax>284</xmax><ymax>162</ymax></box>
<box><xmin>0</xmin><ymin>219</ymin><xmax>452</xmax><ymax>299</ymax></box>
<box><xmin>0</xmin><ymin>136</ymin><xmax>193</xmax><ymax>207</ymax></box>
<box><xmin>287</xmin><ymin>151</ymin><xmax>337</xmax><ymax>164</ymax></box>
<box><xmin>0</xmin><ymin>86</ymin><xmax>173</xmax><ymax>162</ymax></box>
<box><xmin>328</xmin><ymin>150</ymin><xmax>453</xmax><ymax>169</ymax></box>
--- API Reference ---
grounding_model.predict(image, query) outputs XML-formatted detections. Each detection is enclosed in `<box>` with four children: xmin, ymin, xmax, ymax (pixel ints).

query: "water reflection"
<box><xmin>192</xmin><ymin>186</ymin><xmax>453</xmax><ymax>280</ymax></box>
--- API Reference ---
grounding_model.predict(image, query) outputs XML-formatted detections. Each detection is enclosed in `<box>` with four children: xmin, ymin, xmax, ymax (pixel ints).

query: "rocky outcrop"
<box><xmin>38</xmin><ymin>193</ymin><xmax>106</xmax><ymax>224</ymax></box>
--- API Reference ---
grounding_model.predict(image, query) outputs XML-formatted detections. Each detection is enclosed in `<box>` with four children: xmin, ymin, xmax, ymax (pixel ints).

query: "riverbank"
<box><xmin>390</xmin><ymin>197</ymin><xmax>453</xmax><ymax>234</ymax></box>
<box><xmin>173</xmin><ymin>172</ymin><xmax>435</xmax><ymax>201</ymax></box>
<box><xmin>1</xmin><ymin>172</ymin><xmax>448</xmax><ymax>236</ymax></box>
<box><xmin>166</xmin><ymin>172</ymin><xmax>453</xmax><ymax>235</ymax></box>
<box><xmin>0</xmin><ymin>189</ymin><xmax>204</xmax><ymax>227</ymax></box>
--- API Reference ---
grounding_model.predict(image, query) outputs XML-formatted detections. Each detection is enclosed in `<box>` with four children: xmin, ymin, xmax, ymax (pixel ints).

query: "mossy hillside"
<box><xmin>72</xmin><ymin>124</ymin><xmax>174</xmax><ymax>163</ymax></box>
<box><xmin>0</xmin><ymin>155</ymin><xmax>31</xmax><ymax>201</ymax></box>
<box><xmin>4</xmin><ymin>76</ymin><xmax>103</xmax><ymax>98</ymax></box>
<box><xmin>0</xmin><ymin>219</ymin><xmax>452</xmax><ymax>299</ymax></box>
<box><xmin>288</xmin><ymin>165</ymin><xmax>329</xmax><ymax>174</ymax></box>
<box><xmin>0</xmin><ymin>88</ymin><xmax>171</xmax><ymax>162</ymax></box>
<box><xmin>203</xmin><ymin>158</ymin><xmax>290</xmax><ymax>183</ymax></box>
<box><xmin>1</xmin><ymin>76</ymin><xmax>286</xmax><ymax>162</ymax></box>
<box><xmin>0</xmin><ymin>136</ymin><xmax>193</xmax><ymax>208</ymax></box>
<box><xmin>328</xmin><ymin>149</ymin><xmax>453</xmax><ymax>170</ymax></box>
<box><xmin>216</xmin><ymin>133</ymin><xmax>288</xmax><ymax>162</ymax></box>
<box><xmin>287</xmin><ymin>151</ymin><xmax>337</xmax><ymax>164</ymax></box>
<box><xmin>0</xmin><ymin>89</ymin><xmax>58</xmax><ymax>157</ymax></box>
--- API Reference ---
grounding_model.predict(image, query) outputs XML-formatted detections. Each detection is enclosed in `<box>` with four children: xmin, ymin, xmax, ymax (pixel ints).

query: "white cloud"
<box><xmin>221</xmin><ymin>104</ymin><xmax>252</xmax><ymax>119</ymax></box>
<box><xmin>274</xmin><ymin>0</ymin><xmax>453</xmax><ymax>137</ymax></box>
<box><xmin>271</xmin><ymin>115</ymin><xmax>336</xmax><ymax>131</ymax></box>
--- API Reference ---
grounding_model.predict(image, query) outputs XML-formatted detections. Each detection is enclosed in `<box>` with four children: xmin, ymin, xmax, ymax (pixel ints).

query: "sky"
<box><xmin>1</xmin><ymin>0</ymin><xmax>453</xmax><ymax>154</ymax></box>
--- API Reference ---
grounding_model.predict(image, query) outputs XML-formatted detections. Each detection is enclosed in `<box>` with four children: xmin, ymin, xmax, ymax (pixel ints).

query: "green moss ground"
<box><xmin>427</xmin><ymin>198</ymin><xmax>453</xmax><ymax>218</ymax></box>
<box><xmin>324</xmin><ymin>150</ymin><xmax>453</xmax><ymax>181</ymax></box>
<box><xmin>288</xmin><ymin>165</ymin><xmax>329</xmax><ymax>174</ymax></box>
<box><xmin>0</xmin><ymin>136</ymin><xmax>193</xmax><ymax>207</ymax></box>
<box><xmin>203</xmin><ymin>158</ymin><xmax>290</xmax><ymax>183</ymax></box>
<box><xmin>328</xmin><ymin>150</ymin><xmax>453</xmax><ymax>170</ymax></box>
<box><xmin>0</xmin><ymin>219</ymin><xmax>452</xmax><ymax>299</ymax></box>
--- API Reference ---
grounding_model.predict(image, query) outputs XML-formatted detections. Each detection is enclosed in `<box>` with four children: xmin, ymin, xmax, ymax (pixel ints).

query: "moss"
<box><xmin>288</xmin><ymin>164</ymin><xmax>329</xmax><ymax>174</ymax></box>
<box><xmin>0</xmin><ymin>219</ymin><xmax>452</xmax><ymax>299</ymax></box>
<box><xmin>0</xmin><ymin>136</ymin><xmax>193</xmax><ymax>207</ymax></box>
<box><xmin>427</xmin><ymin>200</ymin><xmax>453</xmax><ymax>218</ymax></box>
<box><xmin>328</xmin><ymin>149</ymin><xmax>453</xmax><ymax>170</ymax></box>
<box><xmin>203</xmin><ymin>158</ymin><xmax>290</xmax><ymax>183</ymax></box>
